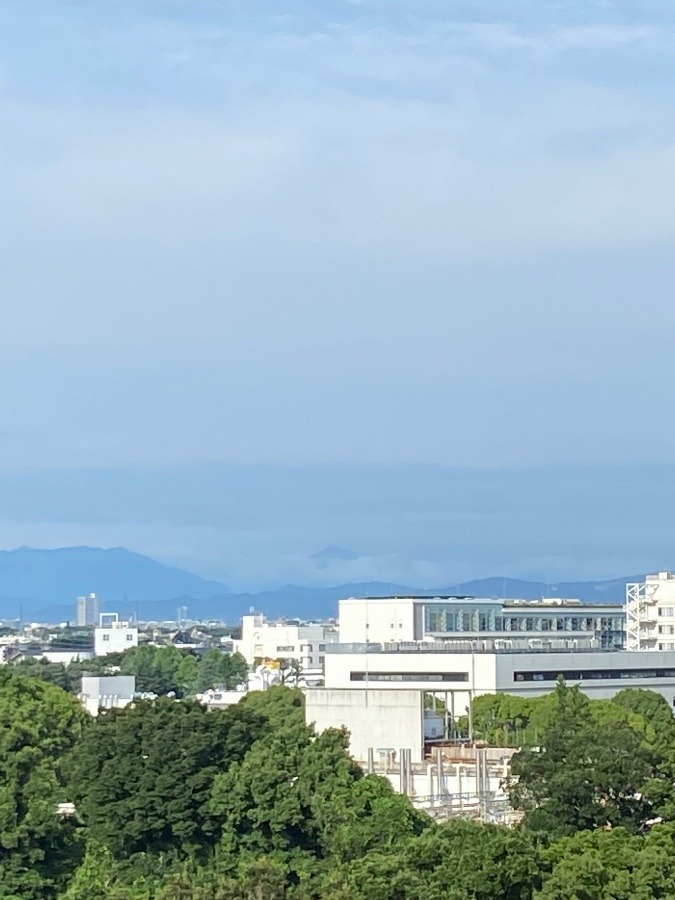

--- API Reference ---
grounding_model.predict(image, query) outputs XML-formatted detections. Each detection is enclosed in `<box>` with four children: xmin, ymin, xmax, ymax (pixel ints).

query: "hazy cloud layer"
<box><xmin>0</xmin><ymin>463</ymin><xmax>673</xmax><ymax>588</ymax></box>
<box><xmin>1</xmin><ymin>2</ymin><xmax>675</xmax><ymax>583</ymax></box>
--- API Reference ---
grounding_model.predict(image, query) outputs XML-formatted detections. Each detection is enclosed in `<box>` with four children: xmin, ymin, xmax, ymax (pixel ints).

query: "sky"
<box><xmin>2</xmin><ymin>1</ymin><xmax>675</xmax><ymax>589</ymax></box>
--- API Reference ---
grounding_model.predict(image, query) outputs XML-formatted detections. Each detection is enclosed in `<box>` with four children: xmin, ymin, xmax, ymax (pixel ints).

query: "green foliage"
<box><xmin>4</xmin><ymin>660</ymin><xmax>675</xmax><ymax>900</ymax></box>
<box><xmin>66</xmin><ymin>698</ymin><xmax>268</xmax><ymax>859</ymax></box>
<box><xmin>196</xmin><ymin>649</ymin><xmax>248</xmax><ymax>692</ymax></box>
<box><xmin>211</xmin><ymin>718</ymin><xmax>431</xmax><ymax>895</ymax></box>
<box><xmin>326</xmin><ymin>819</ymin><xmax>542</xmax><ymax>900</ymax></box>
<box><xmin>10</xmin><ymin>644</ymin><xmax>248</xmax><ymax>700</ymax></box>
<box><xmin>11</xmin><ymin>657</ymin><xmax>75</xmax><ymax>692</ymax></box>
<box><xmin>0</xmin><ymin>670</ymin><xmax>88</xmax><ymax>898</ymax></box>
<box><xmin>508</xmin><ymin>680</ymin><xmax>655</xmax><ymax>836</ymax></box>
<box><xmin>535</xmin><ymin>826</ymin><xmax>675</xmax><ymax>899</ymax></box>
<box><xmin>61</xmin><ymin>840</ymin><xmax>118</xmax><ymax>899</ymax></box>
<box><xmin>238</xmin><ymin>685</ymin><xmax>305</xmax><ymax>730</ymax></box>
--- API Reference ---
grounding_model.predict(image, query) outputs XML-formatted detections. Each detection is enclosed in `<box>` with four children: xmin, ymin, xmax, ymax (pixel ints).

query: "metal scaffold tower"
<box><xmin>626</xmin><ymin>580</ymin><xmax>658</xmax><ymax>651</ymax></box>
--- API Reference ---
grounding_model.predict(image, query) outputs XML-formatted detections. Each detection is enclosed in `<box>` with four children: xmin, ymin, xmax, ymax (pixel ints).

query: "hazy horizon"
<box><xmin>0</xmin><ymin>461</ymin><xmax>671</xmax><ymax>590</ymax></box>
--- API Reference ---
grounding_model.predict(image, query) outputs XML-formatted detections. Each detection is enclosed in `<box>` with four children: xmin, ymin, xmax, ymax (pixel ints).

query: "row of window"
<box><xmin>514</xmin><ymin>668</ymin><xmax>675</xmax><ymax>682</ymax></box>
<box><xmin>275</xmin><ymin>643</ymin><xmax>327</xmax><ymax>653</ymax></box>
<box><xmin>424</xmin><ymin>606</ymin><xmax>624</xmax><ymax>635</ymax></box>
<box><xmin>350</xmin><ymin>671</ymin><xmax>469</xmax><ymax>683</ymax></box>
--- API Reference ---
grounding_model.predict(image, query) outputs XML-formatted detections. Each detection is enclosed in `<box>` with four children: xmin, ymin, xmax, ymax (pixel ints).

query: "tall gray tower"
<box><xmin>76</xmin><ymin>592</ymin><xmax>101</xmax><ymax>627</ymax></box>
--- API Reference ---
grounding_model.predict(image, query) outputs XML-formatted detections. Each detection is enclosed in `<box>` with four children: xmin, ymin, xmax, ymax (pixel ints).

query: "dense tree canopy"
<box><xmin>66</xmin><ymin>697</ymin><xmax>268</xmax><ymax>859</ymax></box>
<box><xmin>0</xmin><ymin>670</ymin><xmax>88</xmax><ymax>898</ymax></box>
<box><xmin>2</xmin><ymin>669</ymin><xmax>675</xmax><ymax>898</ymax></box>
<box><xmin>9</xmin><ymin>644</ymin><xmax>249</xmax><ymax>699</ymax></box>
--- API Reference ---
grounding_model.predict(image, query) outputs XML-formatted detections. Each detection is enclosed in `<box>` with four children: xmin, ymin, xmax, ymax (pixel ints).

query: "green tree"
<box><xmin>211</xmin><ymin>720</ymin><xmax>430</xmax><ymax>893</ymax></box>
<box><xmin>61</xmin><ymin>840</ymin><xmax>118</xmax><ymax>899</ymax></box>
<box><xmin>176</xmin><ymin>653</ymin><xmax>200</xmax><ymax>695</ymax></box>
<box><xmin>196</xmin><ymin>649</ymin><xmax>248</xmax><ymax>692</ymax></box>
<box><xmin>329</xmin><ymin>820</ymin><xmax>541</xmax><ymax>900</ymax></box>
<box><xmin>67</xmin><ymin>698</ymin><xmax>268</xmax><ymax>860</ymax></box>
<box><xmin>509</xmin><ymin>680</ymin><xmax>654</xmax><ymax>836</ymax></box>
<box><xmin>0</xmin><ymin>670</ymin><xmax>88</xmax><ymax>898</ymax></box>
<box><xmin>11</xmin><ymin>658</ymin><xmax>74</xmax><ymax>692</ymax></box>
<box><xmin>238</xmin><ymin>686</ymin><xmax>305</xmax><ymax>730</ymax></box>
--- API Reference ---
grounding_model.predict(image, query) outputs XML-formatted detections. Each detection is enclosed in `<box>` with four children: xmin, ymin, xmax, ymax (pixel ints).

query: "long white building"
<box><xmin>305</xmin><ymin>578</ymin><xmax>675</xmax><ymax>766</ymax></box>
<box><xmin>338</xmin><ymin>595</ymin><xmax>625</xmax><ymax>650</ymax></box>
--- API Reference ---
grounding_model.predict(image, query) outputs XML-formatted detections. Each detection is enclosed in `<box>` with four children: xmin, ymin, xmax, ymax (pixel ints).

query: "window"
<box><xmin>350</xmin><ymin>671</ymin><xmax>469</xmax><ymax>683</ymax></box>
<box><xmin>659</xmin><ymin>626</ymin><xmax>664</xmax><ymax>634</ymax></box>
<box><xmin>102</xmin><ymin>634</ymin><xmax>109</xmax><ymax>641</ymax></box>
<box><xmin>276</xmin><ymin>645</ymin><xmax>295</xmax><ymax>652</ymax></box>
<box><xmin>125</xmin><ymin>634</ymin><xmax>133</xmax><ymax>641</ymax></box>
<box><xmin>667</xmin><ymin>608</ymin><xmax>675</xmax><ymax>618</ymax></box>
<box><xmin>515</xmin><ymin>667</ymin><xmax>675</xmax><ymax>682</ymax></box>
<box><xmin>319</xmin><ymin>644</ymin><xmax>326</xmax><ymax>651</ymax></box>
<box><xmin>319</xmin><ymin>655</ymin><xmax>324</xmax><ymax>664</ymax></box>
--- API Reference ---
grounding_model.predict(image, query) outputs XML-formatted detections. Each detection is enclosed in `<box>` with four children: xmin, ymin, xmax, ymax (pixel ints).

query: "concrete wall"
<box><xmin>324</xmin><ymin>648</ymin><xmax>675</xmax><ymax>708</ymax></box>
<box><xmin>80</xmin><ymin>675</ymin><xmax>136</xmax><ymax>716</ymax></box>
<box><xmin>323</xmin><ymin>650</ymin><xmax>498</xmax><ymax>715</ymax></box>
<box><xmin>338</xmin><ymin>598</ymin><xmax>417</xmax><ymax>643</ymax></box>
<box><xmin>305</xmin><ymin>688</ymin><xmax>426</xmax><ymax>762</ymax></box>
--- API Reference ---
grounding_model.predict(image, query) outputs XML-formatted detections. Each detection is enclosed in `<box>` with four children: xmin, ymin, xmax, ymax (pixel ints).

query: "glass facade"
<box><xmin>423</xmin><ymin>603</ymin><xmax>625</xmax><ymax>650</ymax></box>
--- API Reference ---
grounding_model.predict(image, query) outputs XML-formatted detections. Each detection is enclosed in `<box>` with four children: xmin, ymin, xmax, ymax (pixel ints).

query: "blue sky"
<box><xmin>2</xmin><ymin>2</ymin><xmax>675</xmax><ymax>588</ymax></box>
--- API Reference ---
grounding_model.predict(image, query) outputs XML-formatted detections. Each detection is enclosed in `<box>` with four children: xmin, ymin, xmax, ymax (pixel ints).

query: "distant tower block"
<box><xmin>76</xmin><ymin>592</ymin><xmax>101</xmax><ymax>627</ymax></box>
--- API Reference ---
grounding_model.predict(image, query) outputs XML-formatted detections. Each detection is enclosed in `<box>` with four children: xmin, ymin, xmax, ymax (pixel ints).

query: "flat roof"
<box><xmin>342</xmin><ymin>596</ymin><xmax>622</xmax><ymax>609</ymax></box>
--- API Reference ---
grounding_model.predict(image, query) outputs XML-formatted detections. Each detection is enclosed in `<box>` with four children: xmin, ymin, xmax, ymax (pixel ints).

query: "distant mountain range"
<box><xmin>0</xmin><ymin>546</ymin><xmax>642</xmax><ymax>623</ymax></box>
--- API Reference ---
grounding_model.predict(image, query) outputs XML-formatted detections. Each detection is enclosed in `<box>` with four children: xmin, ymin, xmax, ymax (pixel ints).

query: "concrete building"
<box><xmin>627</xmin><ymin>571</ymin><xmax>675</xmax><ymax>651</ymax></box>
<box><xmin>234</xmin><ymin>613</ymin><xmax>338</xmax><ymax>671</ymax></box>
<box><xmin>338</xmin><ymin>595</ymin><xmax>625</xmax><ymax>650</ymax></box>
<box><xmin>304</xmin><ymin>642</ymin><xmax>675</xmax><ymax>767</ymax></box>
<box><xmin>80</xmin><ymin>675</ymin><xmax>136</xmax><ymax>716</ymax></box>
<box><xmin>94</xmin><ymin>613</ymin><xmax>138</xmax><ymax>656</ymax></box>
<box><xmin>76</xmin><ymin>593</ymin><xmax>101</xmax><ymax>627</ymax></box>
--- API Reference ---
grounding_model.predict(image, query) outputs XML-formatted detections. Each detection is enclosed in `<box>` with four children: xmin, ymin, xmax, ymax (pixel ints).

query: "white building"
<box><xmin>627</xmin><ymin>571</ymin><xmax>675</xmax><ymax>651</ymax></box>
<box><xmin>80</xmin><ymin>675</ymin><xmax>136</xmax><ymax>716</ymax></box>
<box><xmin>76</xmin><ymin>593</ymin><xmax>101</xmax><ymax>627</ymax></box>
<box><xmin>235</xmin><ymin>613</ymin><xmax>338</xmax><ymax>671</ymax></box>
<box><xmin>94</xmin><ymin>613</ymin><xmax>138</xmax><ymax>656</ymax></box>
<box><xmin>338</xmin><ymin>595</ymin><xmax>625</xmax><ymax>650</ymax></box>
<box><xmin>305</xmin><ymin>643</ymin><xmax>675</xmax><ymax>765</ymax></box>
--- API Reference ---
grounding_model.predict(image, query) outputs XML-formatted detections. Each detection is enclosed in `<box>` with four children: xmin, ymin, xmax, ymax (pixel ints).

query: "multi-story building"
<box><xmin>626</xmin><ymin>571</ymin><xmax>675</xmax><ymax>651</ymax></box>
<box><xmin>235</xmin><ymin>613</ymin><xmax>338</xmax><ymax>671</ymax></box>
<box><xmin>76</xmin><ymin>593</ymin><xmax>101</xmax><ymax>627</ymax></box>
<box><xmin>338</xmin><ymin>595</ymin><xmax>625</xmax><ymax>650</ymax></box>
<box><xmin>94</xmin><ymin>613</ymin><xmax>138</xmax><ymax>656</ymax></box>
<box><xmin>304</xmin><ymin>580</ymin><xmax>675</xmax><ymax>776</ymax></box>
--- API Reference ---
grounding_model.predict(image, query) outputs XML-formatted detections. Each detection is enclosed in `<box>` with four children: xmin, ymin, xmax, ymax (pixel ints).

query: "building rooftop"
<box><xmin>343</xmin><ymin>595</ymin><xmax>622</xmax><ymax>609</ymax></box>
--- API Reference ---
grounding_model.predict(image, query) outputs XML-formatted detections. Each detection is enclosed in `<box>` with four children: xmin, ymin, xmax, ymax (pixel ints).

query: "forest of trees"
<box><xmin>3</xmin><ymin>672</ymin><xmax>675</xmax><ymax>898</ymax></box>
<box><xmin>8</xmin><ymin>644</ymin><xmax>248</xmax><ymax>697</ymax></box>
